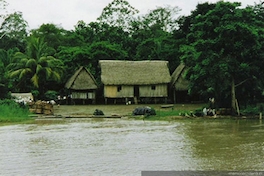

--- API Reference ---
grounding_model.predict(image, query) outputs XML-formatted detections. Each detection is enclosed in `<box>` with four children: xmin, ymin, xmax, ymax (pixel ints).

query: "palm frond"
<box><xmin>36</xmin><ymin>64</ymin><xmax>43</xmax><ymax>74</ymax></box>
<box><xmin>9</xmin><ymin>69</ymin><xmax>23</xmax><ymax>78</ymax></box>
<box><xmin>19</xmin><ymin>68</ymin><xmax>31</xmax><ymax>79</ymax></box>
<box><xmin>45</xmin><ymin>67</ymin><xmax>52</xmax><ymax>78</ymax></box>
<box><xmin>31</xmin><ymin>74</ymin><xmax>39</xmax><ymax>88</ymax></box>
<box><xmin>13</xmin><ymin>52</ymin><xmax>28</xmax><ymax>60</ymax></box>
<box><xmin>7</xmin><ymin>62</ymin><xmax>21</xmax><ymax>71</ymax></box>
<box><xmin>39</xmin><ymin>56</ymin><xmax>48</xmax><ymax>64</ymax></box>
<box><xmin>51</xmin><ymin>71</ymin><xmax>61</xmax><ymax>82</ymax></box>
<box><xmin>21</xmin><ymin>58</ymin><xmax>29</xmax><ymax>65</ymax></box>
<box><xmin>26</xmin><ymin>59</ymin><xmax>37</xmax><ymax>68</ymax></box>
<box><xmin>46</xmin><ymin>56</ymin><xmax>56</xmax><ymax>61</ymax></box>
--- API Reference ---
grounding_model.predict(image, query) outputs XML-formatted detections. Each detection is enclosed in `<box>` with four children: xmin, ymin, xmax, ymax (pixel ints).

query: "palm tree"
<box><xmin>8</xmin><ymin>37</ymin><xmax>64</xmax><ymax>94</ymax></box>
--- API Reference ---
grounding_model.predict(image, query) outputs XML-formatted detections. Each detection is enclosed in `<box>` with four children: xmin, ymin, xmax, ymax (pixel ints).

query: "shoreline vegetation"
<box><xmin>36</xmin><ymin>104</ymin><xmax>264</xmax><ymax>121</ymax></box>
<box><xmin>0</xmin><ymin>100</ymin><xmax>33</xmax><ymax>123</ymax></box>
<box><xmin>1</xmin><ymin>102</ymin><xmax>262</xmax><ymax>124</ymax></box>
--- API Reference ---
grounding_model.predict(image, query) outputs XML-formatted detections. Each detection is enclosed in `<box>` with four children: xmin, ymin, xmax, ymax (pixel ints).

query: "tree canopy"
<box><xmin>181</xmin><ymin>1</ymin><xmax>264</xmax><ymax>111</ymax></box>
<box><xmin>7</xmin><ymin>37</ymin><xmax>64</xmax><ymax>98</ymax></box>
<box><xmin>0</xmin><ymin>0</ymin><xmax>264</xmax><ymax>109</ymax></box>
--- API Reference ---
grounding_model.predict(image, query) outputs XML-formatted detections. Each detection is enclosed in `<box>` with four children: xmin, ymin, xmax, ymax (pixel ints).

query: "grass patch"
<box><xmin>148</xmin><ymin>109</ymin><xmax>191</xmax><ymax>120</ymax></box>
<box><xmin>0</xmin><ymin>99</ymin><xmax>32</xmax><ymax>123</ymax></box>
<box><xmin>156</xmin><ymin>109</ymin><xmax>191</xmax><ymax>117</ymax></box>
<box><xmin>130</xmin><ymin>109</ymin><xmax>193</xmax><ymax>121</ymax></box>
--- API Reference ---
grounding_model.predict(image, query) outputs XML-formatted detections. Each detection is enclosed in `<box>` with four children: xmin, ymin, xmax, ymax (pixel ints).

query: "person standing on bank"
<box><xmin>208</xmin><ymin>97</ymin><xmax>216</xmax><ymax>117</ymax></box>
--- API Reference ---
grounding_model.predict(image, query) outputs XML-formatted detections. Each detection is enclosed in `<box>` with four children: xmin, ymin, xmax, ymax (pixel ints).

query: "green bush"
<box><xmin>31</xmin><ymin>90</ymin><xmax>39</xmax><ymax>100</ymax></box>
<box><xmin>241</xmin><ymin>105</ymin><xmax>259</xmax><ymax>115</ymax></box>
<box><xmin>0</xmin><ymin>99</ymin><xmax>31</xmax><ymax>122</ymax></box>
<box><xmin>44</xmin><ymin>90</ymin><xmax>58</xmax><ymax>100</ymax></box>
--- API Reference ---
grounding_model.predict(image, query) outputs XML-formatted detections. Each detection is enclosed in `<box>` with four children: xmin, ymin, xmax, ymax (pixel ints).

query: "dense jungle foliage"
<box><xmin>0</xmin><ymin>0</ymin><xmax>264</xmax><ymax>112</ymax></box>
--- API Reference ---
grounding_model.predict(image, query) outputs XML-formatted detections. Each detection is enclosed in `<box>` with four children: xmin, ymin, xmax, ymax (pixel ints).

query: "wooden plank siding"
<box><xmin>104</xmin><ymin>84</ymin><xmax>167</xmax><ymax>98</ymax></box>
<box><xmin>104</xmin><ymin>85</ymin><xmax>134</xmax><ymax>98</ymax></box>
<box><xmin>139</xmin><ymin>84</ymin><xmax>168</xmax><ymax>97</ymax></box>
<box><xmin>72</xmin><ymin>91</ymin><xmax>96</xmax><ymax>99</ymax></box>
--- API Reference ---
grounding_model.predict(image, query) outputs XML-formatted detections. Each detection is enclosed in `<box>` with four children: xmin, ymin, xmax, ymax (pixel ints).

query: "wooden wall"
<box><xmin>72</xmin><ymin>91</ymin><xmax>96</xmax><ymax>99</ymax></box>
<box><xmin>104</xmin><ymin>84</ymin><xmax>168</xmax><ymax>98</ymax></box>
<box><xmin>139</xmin><ymin>84</ymin><xmax>168</xmax><ymax>97</ymax></box>
<box><xmin>104</xmin><ymin>85</ymin><xmax>134</xmax><ymax>98</ymax></box>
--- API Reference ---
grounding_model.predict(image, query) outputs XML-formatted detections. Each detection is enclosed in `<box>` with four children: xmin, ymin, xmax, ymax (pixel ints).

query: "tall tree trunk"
<box><xmin>231</xmin><ymin>76</ymin><xmax>236</xmax><ymax>114</ymax></box>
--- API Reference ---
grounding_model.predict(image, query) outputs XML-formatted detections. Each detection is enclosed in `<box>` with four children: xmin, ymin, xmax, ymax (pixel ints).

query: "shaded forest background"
<box><xmin>0</xmin><ymin>0</ymin><xmax>264</xmax><ymax>111</ymax></box>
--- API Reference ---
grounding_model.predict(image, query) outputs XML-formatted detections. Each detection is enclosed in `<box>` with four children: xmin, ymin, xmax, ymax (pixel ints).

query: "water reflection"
<box><xmin>184</xmin><ymin>119</ymin><xmax>264</xmax><ymax>170</ymax></box>
<box><xmin>0</xmin><ymin>119</ymin><xmax>263</xmax><ymax>175</ymax></box>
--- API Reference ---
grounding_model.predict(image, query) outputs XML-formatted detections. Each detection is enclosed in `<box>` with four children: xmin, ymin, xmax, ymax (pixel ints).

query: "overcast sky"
<box><xmin>6</xmin><ymin>0</ymin><xmax>256</xmax><ymax>30</ymax></box>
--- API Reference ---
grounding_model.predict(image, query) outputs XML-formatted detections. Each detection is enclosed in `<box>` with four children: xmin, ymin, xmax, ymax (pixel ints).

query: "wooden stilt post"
<box><xmin>134</xmin><ymin>97</ymin><xmax>138</xmax><ymax>104</ymax></box>
<box><xmin>259</xmin><ymin>104</ymin><xmax>263</xmax><ymax>120</ymax></box>
<box><xmin>235</xmin><ymin>99</ymin><xmax>240</xmax><ymax>116</ymax></box>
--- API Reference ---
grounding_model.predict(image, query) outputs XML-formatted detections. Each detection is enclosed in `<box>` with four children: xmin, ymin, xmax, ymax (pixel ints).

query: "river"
<box><xmin>0</xmin><ymin>118</ymin><xmax>263</xmax><ymax>175</ymax></box>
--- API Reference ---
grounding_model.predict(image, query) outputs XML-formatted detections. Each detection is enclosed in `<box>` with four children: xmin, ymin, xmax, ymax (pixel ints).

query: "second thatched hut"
<box><xmin>171</xmin><ymin>63</ymin><xmax>190</xmax><ymax>103</ymax></box>
<box><xmin>99</xmin><ymin>60</ymin><xmax>171</xmax><ymax>104</ymax></box>
<box><xmin>65</xmin><ymin>66</ymin><xmax>98</xmax><ymax>104</ymax></box>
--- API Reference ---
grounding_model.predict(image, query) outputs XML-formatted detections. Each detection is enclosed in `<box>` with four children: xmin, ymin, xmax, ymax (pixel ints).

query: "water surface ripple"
<box><xmin>0</xmin><ymin>119</ymin><xmax>263</xmax><ymax>175</ymax></box>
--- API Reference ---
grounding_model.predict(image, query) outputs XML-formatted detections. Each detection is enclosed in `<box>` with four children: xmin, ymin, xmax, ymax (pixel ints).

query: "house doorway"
<box><xmin>134</xmin><ymin>85</ymin><xmax>139</xmax><ymax>104</ymax></box>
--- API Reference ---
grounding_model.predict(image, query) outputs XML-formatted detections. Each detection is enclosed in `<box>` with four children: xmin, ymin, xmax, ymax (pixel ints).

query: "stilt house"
<box><xmin>65</xmin><ymin>66</ymin><xmax>98</xmax><ymax>104</ymax></box>
<box><xmin>99</xmin><ymin>60</ymin><xmax>171</xmax><ymax>104</ymax></box>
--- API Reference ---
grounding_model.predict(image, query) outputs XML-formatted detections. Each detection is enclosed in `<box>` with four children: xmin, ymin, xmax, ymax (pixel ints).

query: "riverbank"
<box><xmin>48</xmin><ymin>104</ymin><xmax>204</xmax><ymax>119</ymax></box>
<box><xmin>37</xmin><ymin>104</ymin><xmax>260</xmax><ymax>120</ymax></box>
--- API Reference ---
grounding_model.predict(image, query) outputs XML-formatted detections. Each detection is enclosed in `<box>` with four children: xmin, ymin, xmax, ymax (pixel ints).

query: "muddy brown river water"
<box><xmin>0</xmin><ymin>118</ymin><xmax>263</xmax><ymax>176</ymax></box>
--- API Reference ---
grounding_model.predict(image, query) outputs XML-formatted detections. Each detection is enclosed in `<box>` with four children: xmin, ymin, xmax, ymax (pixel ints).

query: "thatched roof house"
<box><xmin>65</xmin><ymin>66</ymin><xmax>97</xmax><ymax>90</ymax></box>
<box><xmin>99</xmin><ymin>60</ymin><xmax>171</xmax><ymax>104</ymax></box>
<box><xmin>171</xmin><ymin>63</ymin><xmax>190</xmax><ymax>103</ymax></box>
<box><xmin>171</xmin><ymin>63</ymin><xmax>189</xmax><ymax>91</ymax></box>
<box><xmin>100</xmin><ymin>60</ymin><xmax>171</xmax><ymax>85</ymax></box>
<box><xmin>65</xmin><ymin>66</ymin><xmax>98</xmax><ymax>104</ymax></box>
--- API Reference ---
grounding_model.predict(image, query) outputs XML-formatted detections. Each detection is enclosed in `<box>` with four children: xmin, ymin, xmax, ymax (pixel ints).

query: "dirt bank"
<box><xmin>53</xmin><ymin>104</ymin><xmax>205</xmax><ymax>117</ymax></box>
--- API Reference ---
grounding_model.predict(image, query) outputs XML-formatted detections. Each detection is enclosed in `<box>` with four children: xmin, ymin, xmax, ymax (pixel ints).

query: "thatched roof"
<box><xmin>171</xmin><ymin>63</ymin><xmax>189</xmax><ymax>91</ymax></box>
<box><xmin>99</xmin><ymin>60</ymin><xmax>171</xmax><ymax>85</ymax></box>
<box><xmin>65</xmin><ymin>66</ymin><xmax>98</xmax><ymax>90</ymax></box>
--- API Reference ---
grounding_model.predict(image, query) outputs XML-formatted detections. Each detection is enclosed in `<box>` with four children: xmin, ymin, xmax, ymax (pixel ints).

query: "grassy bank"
<box><xmin>129</xmin><ymin>107</ymin><xmax>198</xmax><ymax>121</ymax></box>
<box><xmin>151</xmin><ymin>109</ymin><xmax>189</xmax><ymax>120</ymax></box>
<box><xmin>130</xmin><ymin>107</ymin><xmax>235</xmax><ymax>121</ymax></box>
<box><xmin>0</xmin><ymin>100</ymin><xmax>32</xmax><ymax>123</ymax></box>
<box><xmin>53</xmin><ymin>104</ymin><xmax>206</xmax><ymax>120</ymax></box>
